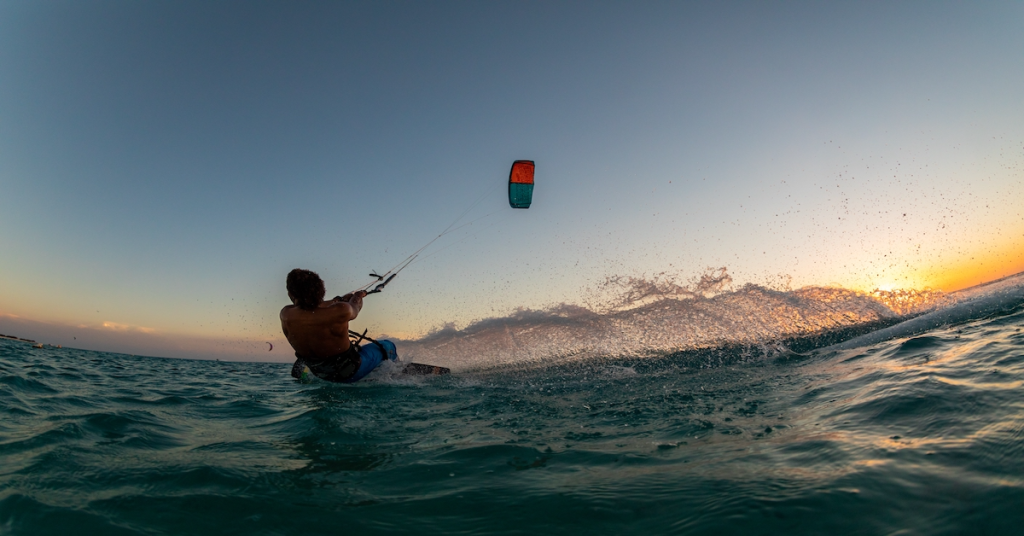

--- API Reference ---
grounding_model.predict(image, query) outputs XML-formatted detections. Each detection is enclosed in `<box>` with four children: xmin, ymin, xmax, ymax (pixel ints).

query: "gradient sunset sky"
<box><xmin>2</xmin><ymin>1</ymin><xmax>1022</xmax><ymax>360</ymax></box>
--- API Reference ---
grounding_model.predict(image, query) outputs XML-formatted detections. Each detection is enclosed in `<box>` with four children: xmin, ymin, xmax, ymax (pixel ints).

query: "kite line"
<box><xmin>355</xmin><ymin>181</ymin><xmax>501</xmax><ymax>295</ymax></box>
<box><xmin>354</xmin><ymin>160</ymin><xmax>534</xmax><ymax>296</ymax></box>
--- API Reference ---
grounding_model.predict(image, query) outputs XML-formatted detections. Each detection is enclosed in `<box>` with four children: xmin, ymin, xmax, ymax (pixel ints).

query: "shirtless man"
<box><xmin>281</xmin><ymin>268</ymin><xmax>386</xmax><ymax>382</ymax></box>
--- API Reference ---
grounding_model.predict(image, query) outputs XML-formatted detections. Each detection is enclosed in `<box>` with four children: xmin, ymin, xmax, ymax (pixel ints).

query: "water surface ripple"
<box><xmin>2</xmin><ymin>303</ymin><xmax>1023</xmax><ymax>534</ymax></box>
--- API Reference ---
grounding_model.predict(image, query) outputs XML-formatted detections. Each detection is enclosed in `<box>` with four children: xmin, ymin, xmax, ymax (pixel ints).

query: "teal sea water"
<box><xmin>2</xmin><ymin>274</ymin><xmax>1023</xmax><ymax>535</ymax></box>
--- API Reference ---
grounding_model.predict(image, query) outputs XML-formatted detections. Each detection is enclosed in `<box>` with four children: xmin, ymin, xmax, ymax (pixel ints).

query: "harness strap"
<box><xmin>348</xmin><ymin>329</ymin><xmax>390</xmax><ymax>359</ymax></box>
<box><xmin>349</xmin><ymin>329</ymin><xmax>369</xmax><ymax>346</ymax></box>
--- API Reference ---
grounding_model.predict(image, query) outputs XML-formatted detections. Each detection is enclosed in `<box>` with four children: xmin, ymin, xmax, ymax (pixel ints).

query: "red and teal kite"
<box><xmin>508</xmin><ymin>160</ymin><xmax>535</xmax><ymax>209</ymax></box>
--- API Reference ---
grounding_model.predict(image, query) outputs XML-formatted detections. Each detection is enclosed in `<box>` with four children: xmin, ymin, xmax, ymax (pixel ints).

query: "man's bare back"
<box><xmin>281</xmin><ymin>268</ymin><xmax>449</xmax><ymax>382</ymax></box>
<box><xmin>280</xmin><ymin>291</ymin><xmax>365</xmax><ymax>359</ymax></box>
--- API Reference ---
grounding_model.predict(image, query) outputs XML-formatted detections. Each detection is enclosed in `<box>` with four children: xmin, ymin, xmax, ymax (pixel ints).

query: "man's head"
<box><xmin>286</xmin><ymin>268</ymin><xmax>325</xmax><ymax>311</ymax></box>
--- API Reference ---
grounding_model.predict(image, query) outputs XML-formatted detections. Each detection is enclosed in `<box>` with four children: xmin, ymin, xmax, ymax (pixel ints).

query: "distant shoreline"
<box><xmin>0</xmin><ymin>334</ymin><xmax>38</xmax><ymax>344</ymax></box>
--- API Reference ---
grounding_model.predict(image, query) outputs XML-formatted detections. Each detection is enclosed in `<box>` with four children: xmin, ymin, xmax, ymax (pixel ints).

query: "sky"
<box><xmin>1</xmin><ymin>1</ymin><xmax>1022</xmax><ymax>361</ymax></box>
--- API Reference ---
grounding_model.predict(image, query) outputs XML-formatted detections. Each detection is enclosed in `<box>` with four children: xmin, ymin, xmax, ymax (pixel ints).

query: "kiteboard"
<box><xmin>402</xmin><ymin>363</ymin><xmax>451</xmax><ymax>376</ymax></box>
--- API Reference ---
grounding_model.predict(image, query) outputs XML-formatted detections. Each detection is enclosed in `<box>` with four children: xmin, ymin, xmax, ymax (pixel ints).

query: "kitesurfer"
<box><xmin>281</xmin><ymin>268</ymin><xmax>390</xmax><ymax>382</ymax></box>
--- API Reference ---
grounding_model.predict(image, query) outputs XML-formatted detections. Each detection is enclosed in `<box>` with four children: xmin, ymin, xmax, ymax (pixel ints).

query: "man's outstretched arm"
<box><xmin>330</xmin><ymin>291</ymin><xmax>366</xmax><ymax>320</ymax></box>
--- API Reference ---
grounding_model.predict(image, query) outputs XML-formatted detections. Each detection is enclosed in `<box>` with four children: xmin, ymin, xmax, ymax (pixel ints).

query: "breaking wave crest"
<box><xmin>398</xmin><ymin>268</ymin><xmax>952</xmax><ymax>371</ymax></box>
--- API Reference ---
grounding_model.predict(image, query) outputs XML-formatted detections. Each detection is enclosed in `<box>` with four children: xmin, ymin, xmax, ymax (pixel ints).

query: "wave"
<box><xmin>397</xmin><ymin>268</ymin><xmax>957</xmax><ymax>371</ymax></box>
<box><xmin>822</xmin><ymin>271</ymin><xmax>1024</xmax><ymax>353</ymax></box>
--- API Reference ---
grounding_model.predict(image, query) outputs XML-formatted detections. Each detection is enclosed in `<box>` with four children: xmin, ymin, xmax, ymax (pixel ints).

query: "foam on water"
<box><xmin>398</xmin><ymin>268</ymin><xmax>953</xmax><ymax>371</ymax></box>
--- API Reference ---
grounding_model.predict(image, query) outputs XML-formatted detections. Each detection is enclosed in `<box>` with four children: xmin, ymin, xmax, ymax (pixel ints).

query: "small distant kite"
<box><xmin>266</xmin><ymin>342</ymin><xmax>273</xmax><ymax>351</ymax></box>
<box><xmin>508</xmin><ymin>160</ymin><xmax>535</xmax><ymax>209</ymax></box>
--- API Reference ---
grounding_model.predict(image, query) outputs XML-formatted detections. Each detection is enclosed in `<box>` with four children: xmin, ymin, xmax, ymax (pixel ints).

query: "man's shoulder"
<box><xmin>282</xmin><ymin>302</ymin><xmax>351</xmax><ymax>322</ymax></box>
<box><xmin>280</xmin><ymin>304</ymin><xmax>308</xmax><ymax>322</ymax></box>
<box><xmin>322</xmin><ymin>300</ymin><xmax>354</xmax><ymax>314</ymax></box>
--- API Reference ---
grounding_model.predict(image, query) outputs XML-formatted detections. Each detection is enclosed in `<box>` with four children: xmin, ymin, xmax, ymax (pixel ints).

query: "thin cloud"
<box><xmin>1</xmin><ymin>314</ymin><xmax>288</xmax><ymax>362</ymax></box>
<box><xmin>101</xmin><ymin>321</ymin><xmax>156</xmax><ymax>334</ymax></box>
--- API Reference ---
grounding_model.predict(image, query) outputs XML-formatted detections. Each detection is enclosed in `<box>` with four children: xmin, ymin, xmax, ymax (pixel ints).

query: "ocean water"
<box><xmin>2</xmin><ymin>275</ymin><xmax>1023</xmax><ymax>535</ymax></box>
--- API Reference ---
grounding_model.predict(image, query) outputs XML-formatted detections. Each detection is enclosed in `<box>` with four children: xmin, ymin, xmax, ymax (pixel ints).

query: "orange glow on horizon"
<box><xmin>920</xmin><ymin>243</ymin><xmax>1024</xmax><ymax>292</ymax></box>
<box><xmin>851</xmin><ymin>237</ymin><xmax>1024</xmax><ymax>294</ymax></box>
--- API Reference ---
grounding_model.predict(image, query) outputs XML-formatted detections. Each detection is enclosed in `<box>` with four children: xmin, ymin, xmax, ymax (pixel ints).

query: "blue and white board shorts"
<box><xmin>344</xmin><ymin>340</ymin><xmax>398</xmax><ymax>383</ymax></box>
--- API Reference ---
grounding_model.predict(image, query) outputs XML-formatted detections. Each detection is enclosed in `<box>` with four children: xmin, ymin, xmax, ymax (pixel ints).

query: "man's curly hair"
<box><xmin>286</xmin><ymin>268</ymin><xmax>325</xmax><ymax>311</ymax></box>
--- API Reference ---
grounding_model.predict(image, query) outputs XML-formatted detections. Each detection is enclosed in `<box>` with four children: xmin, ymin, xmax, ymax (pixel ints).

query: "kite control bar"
<box><xmin>364</xmin><ymin>273</ymin><xmax>397</xmax><ymax>295</ymax></box>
